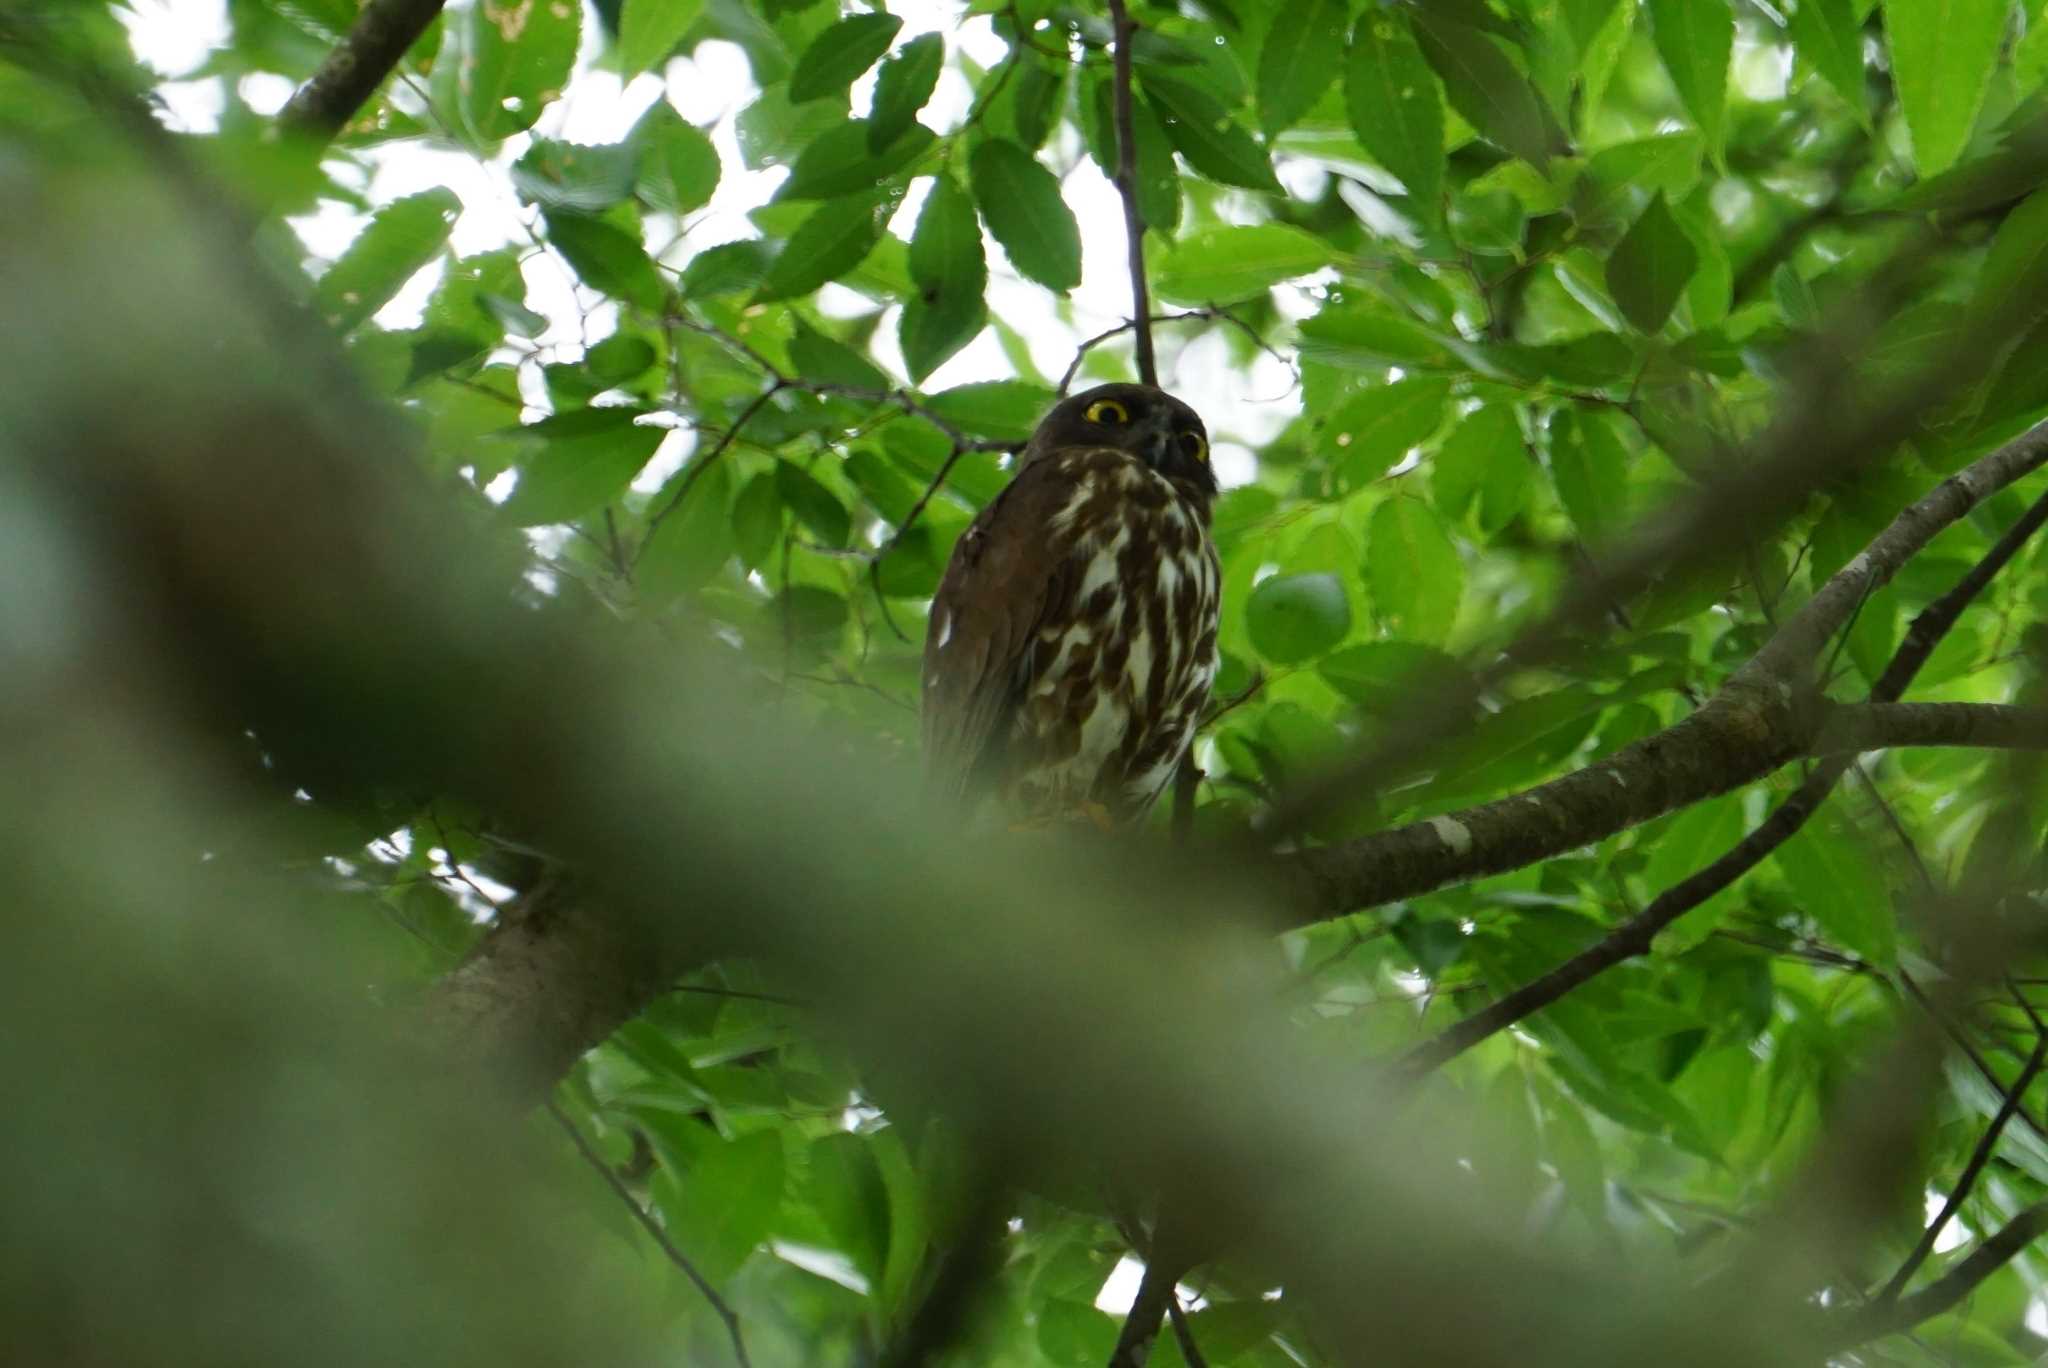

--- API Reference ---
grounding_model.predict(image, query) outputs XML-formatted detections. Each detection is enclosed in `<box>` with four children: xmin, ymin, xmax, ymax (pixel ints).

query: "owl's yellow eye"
<box><xmin>1085</xmin><ymin>398</ymin><xmax>1130</xmax><ymax>425</ymax></box>
<box><xmin>1181</xmin><ymin>432</ymin><xmax>1208</xmax><ymax>462</ymax></box>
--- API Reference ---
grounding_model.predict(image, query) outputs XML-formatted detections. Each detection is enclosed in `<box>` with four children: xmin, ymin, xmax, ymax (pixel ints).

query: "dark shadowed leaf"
<box><xmin>1257</xmin><ymin>0</ymin><xmax>1347</xmax><ymax>135</ymax></box>
<box><xmin>778</xmin><ymin>119</ymin><xmax>936</xmax><ymax>199</ymax></box>
<box><xmin>315</xmin><ymin>188</ymin><xmax>460</xmax><ymax>333</ymax></box>
<box><xmin>1644</xmin><ymin>0</ymin><xmax>1731</xmax><ymax>159</ymax></box>
<box><xmin>969</xmin><ymin>139</ymin><xmax>1082</xmax><ymax>292</ymax></box>
<box><xmin>618</xmin><ymin>0</ymin><xmax>704</xmax><ymax>77</ymax></box>
<box><xmin>754</xmin><ymin>193</ymin><xmax>892</xmax><ymax>302</ymax></box>
<box><xmin>775</xmin><ymin>461</ymin><xmax>852</xmax><ymax>547</ymax></box>
<box><xmin>544</xmin><ymin>211</ymin><xmax>669</xmax><ymax>311</ymax></box>
<box><xmin>868</xmin><ymin>32</ymin><xmax>943</xmax><ymax>151</ymax></box>
<box><xmin>902</xmin><ymin>176</ymin><xmax>988</xmax><ymax>382</ymax></box>
<box><xmin>1345</xmin><ymin>9</ymin><xmax>1445</xmax><ymax>217</ymax></box>
<box><xmin>500</xmin><ymin>407</ymin><xmax>665</xmax><ymax>525</ymax></box>
<box><xmin>788</xmin><ymin>11</ymin><xmax>903</xmax><ymax>102</ymax></box>
<box><xmin>1606</xmin><ymin>192</ymin><xmax>1698</xmax><ymax>333</ymax></box>
<box><xmin>1411</xmin><ymin>13</ymin><xmax>1557</xmax><ymax>170</ymax></box>
<box><xmin>1142</xmin><ymin>70</ymin><xmax>1283</xmax><ymax>194</ymax></box>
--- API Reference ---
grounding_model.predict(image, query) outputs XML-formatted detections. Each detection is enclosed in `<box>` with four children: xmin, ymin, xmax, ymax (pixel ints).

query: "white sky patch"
<box><xmin>771</xmin><ymin>1241</ymin><xmax>871</xmax><ymax>1294</ymax></box>
<box><xmin>129</xmin><ymin>0</ymin><xmax>1301</xmax><ymax>466</ymax></box>
<box><xmin>1921</xmin><ymin>1191</ymin><xmax>1970</xmax><ymax>1255</ymax></box>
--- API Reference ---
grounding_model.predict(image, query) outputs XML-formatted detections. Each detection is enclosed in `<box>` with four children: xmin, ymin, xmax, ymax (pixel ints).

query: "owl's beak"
<box><xmin>1137</xmin><ymin>410</ymin><xmax>1176</xmax><ymax>467</ymax></box>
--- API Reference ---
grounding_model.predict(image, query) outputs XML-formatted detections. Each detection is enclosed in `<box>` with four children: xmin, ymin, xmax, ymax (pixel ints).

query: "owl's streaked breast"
<box><xmin>1006</xmin><ymin>448</ymin><xmax>1220</xmax><ymax>824</ymax></box>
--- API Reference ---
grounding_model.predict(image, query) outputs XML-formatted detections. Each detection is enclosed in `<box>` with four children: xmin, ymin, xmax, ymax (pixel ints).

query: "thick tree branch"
<box><xmin>1829</xmin><ymin>1202</ymin><xmax>2048</xmax><ymax>1349</ymax></box>
<box><xmin>1105</xmin><ymin>0</ymin><xmax>1157</xmax><ymax>388</ymax></box>
<box><xmin>277</xmin><ymin>0</ymin><xmax>447</xmax><ymax>147</ymax></box>
<box><xmin>1285</xmin><ymin>417</ymin><xmax>2048</xmax><ymax>931</ymax></box>
<box><xmin>1389</xmin><ymin>462</ymin><xmax>2048</xmax><ymax>1076</ymax></box>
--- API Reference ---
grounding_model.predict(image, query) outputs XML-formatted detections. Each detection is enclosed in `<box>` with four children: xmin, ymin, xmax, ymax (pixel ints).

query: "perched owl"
<box><xmin>922</xmin><ymin>383</ymin><xmax>1221</xmax><ymax>828</ymax></box>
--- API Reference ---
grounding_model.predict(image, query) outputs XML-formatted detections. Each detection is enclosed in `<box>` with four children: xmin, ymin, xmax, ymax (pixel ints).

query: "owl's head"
<box><xmin>1026</xmin><ymin>383</ymin><xmax>1217</xmax><ymax>496</ymax></box>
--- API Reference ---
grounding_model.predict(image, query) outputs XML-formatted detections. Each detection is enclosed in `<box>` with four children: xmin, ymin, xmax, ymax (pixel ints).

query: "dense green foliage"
<box><xmin>20</xmin><ymin>0</ymin><xmax>2048</xmax><ymax>1361</ymax></box>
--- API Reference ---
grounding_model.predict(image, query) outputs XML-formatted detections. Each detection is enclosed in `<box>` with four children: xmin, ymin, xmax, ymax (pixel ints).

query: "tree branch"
<box><xmin>548</xmin><ymin>1104</ymin><xmax>753</xmax><ymax>1368</ymax></box>
<box><xmin>1386</xmin><ymin>459</ymin><xmax>2048</xmax><ymax>1076</ymax></box>
<box><xmin>277</xmin><ymin>0</ymin><xmax>447</xmax><ymax>147</ymax></box>
<box><xmin>1285</xmin><ymin>417</ymin><xmax>2048</xmax><ymax>930</ymax></box>
<box><xmin>1105</xmin><ymin>0</ymin><xmax>1158</xmax><ymax>388</ymax></box>
<box><xmin>1874</xmin><ymin>1013</ymin><xmax>2048</xmax><ymax>1303</ymax></box>
<box><xmin>1829</xmin><ymin>1202</ymin><xmax>2048</xmax><ymax>1349</ymax></box>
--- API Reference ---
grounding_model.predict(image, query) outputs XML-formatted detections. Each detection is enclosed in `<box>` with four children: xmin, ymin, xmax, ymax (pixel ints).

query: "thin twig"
<box><xmin>636</xmin><ymin>383</ymin><xmax>786</xmax><ymax>564</ymax></box>
<box><xmin>1105</xmin><ymin>0</ymin><xmax>1157</xmax><ymax>388</ymax></box>
<box><xmin>1166</xmin><ymin>1298</ymin><xmax>1212</xmax><ymax>1368</ymax></box>
<box><xmin>1875</xmin><ymin>1012</ymin><xmax>2048</xmax><ymax>1301</ymax></box>
<box><xmin>546</xmin><ymin>1104</ymin><xmax>754</xmax><ymax>1368</ymax></box>
<box><xmin>1396</xmin><ymin>466</ymin><xmax>2048</xmax><ymax>1076</ymax></box>
<box><xmin>1829</xmin><ymin>1201</ymin><xmax>2048</xmax><ymax>1349</ymax></box>
<box><xmin>1057</xmin><ymin>308</ymin><xmax>1293</xmax><ymax>395</ymax></box>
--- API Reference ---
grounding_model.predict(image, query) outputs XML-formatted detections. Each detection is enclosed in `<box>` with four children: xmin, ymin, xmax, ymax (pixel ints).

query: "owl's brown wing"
<box><xmin>920</xmin><ymin>454</ymin><xmax>1080</xmax><ymax>806</ymax></box>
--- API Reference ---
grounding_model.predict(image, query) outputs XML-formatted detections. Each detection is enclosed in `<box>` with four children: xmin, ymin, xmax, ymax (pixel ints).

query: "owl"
<box><xmin>922</xmin><ymin>383</ymin><xmax>1222</xmax><ymax>828</ymax></box>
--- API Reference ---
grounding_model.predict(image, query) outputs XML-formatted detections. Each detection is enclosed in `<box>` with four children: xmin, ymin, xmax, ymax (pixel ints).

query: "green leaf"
<box><xmin>775</xmin><ymin>461</ymin><xmax>852</xmax><ymax>547</ymax></box>
<box><xmin>868</xmin><ymin>32</ymin><xmax>943</xmax><ymax>151</ymax></box>
<box><xmin>1883</xmin><ymin>0</ymin><xmax>2006</xmax><ymax>177</ymax></box>
<box><xmin>788</xmin><ymin>11</ymin><xmax>902</xmax><ymax>102</ymax></box>
<box><xmin>1299</xmin><ymin>299</ymin><xmax>1464</xmax><ymax>371</ymax></box>
<box><xmin>680</xmin><ymin>240</ymin><xmax>771</xmax><ymax>297</ymax></box>
<box><xmin>1143</xmin><ymin>70</ymin><xmax>1283</xmax><ymax>193</ymax></box>
<box><xmin>778</xmin><ymin>119</ymin><xmax>936</xmax><ymax>200</ymax></box>
<box><xmin>633</xmin><ymin>103</ymin><xmax>720</xmax><ymax>214</ymax></box>
<box><xmin>1084</xmin><ymin>73</ymin><xmax>1183</xmax><ymax>233</ymax></box>
<box><xmin>1152</xmin><ymin>224</ymin><xmax>1334</xmax><ymax>305</ymax></box>
<box><xmin>1345</xmin><ymin>9</ymin><xmax>1446</xmax><ymax>217</ymax></box>
<box><xmin>511</xmin><ymin>138</ymin><xmax>640</xmax><ymax>212</ymax></box>
<box><xmin>1561</xmin><ymin>0</ymin><xmax>1626</xmax><ymax>54</ymax></box>
<box><xmin>754</xmin><ymin>193</ymin><xmax>891</xmax><ymax>302</ymax></box>
<box><xmin>1645</xmin><ymin>794</ymin><xmax>1749</xmax><ymax>954</ymax></box>
<box><xmin>652</xmin><ymin>1129</ymin><xmax>785</xmax><ymax>1284</ymax></box>
<box><xmin>902</xmin><ymin>176</ymin><xmax>988</xmax><ymax>382</ymax></box>
<box><xmin>314</xmin><ymin>188</ymin><xmax>460</xmax><ymax>333</ymax></box>
<box><xmin>1548</xmin><ymin>407</ymin><xmax>1631</xmax><ymax>544</ymax></box>
<box><xmin>1257</xmin><ymin>0</ymin><xmax>1347</xmax><ymax>135</ymax></box>
<box><xmin>1784</xmin><ymin>0</ymin><xmax>1867</xmax><ymax>114</ymax></box>
<box><xmin>500</xmin><ymin>407</ymin><xmax>665</xmax><ymax>525</ymax></box>
<box><xmin>460</xmin><ymin>0</ymin><xmax>581</xmax><ymax>141</ymax></box>
<box><xmin>969</xmin><ymin>140</ymin><xmax>1082</xmax><ymax>292</ymax></box>
<box><xmin>1975</xmin><ymin>185</ymin><xmax>2048</xmax><ymax>312</ymax></box>
<box><xmin>1432</xmin><ymin>403</ymin><xmax>1531</xmax><ymax>535</ymax></box>
<box><xmin>1644</xmin><ymin>0</ymin><xmax>1732</xmax><ymax>159</ymax></box>
<box><xmin>618</xmin><ymin>0</ymin><xmax>704</xmax><ymax>77</ymax></box>
<box><xmin>1247</xmin><ymin>572</ymin><xmax>1352</xmax><ymax>664</ymax></box>
<box><xmin>1367</xmin><ymin>498</ymin><xmax>1463</xmax><ymax>643</ymax></box>
<box><xmin>1320</xmin><ymin>378</ymin><xmax>1452</xmax><ymax>488</ymax></box>
<box><xmin>923</xmin><ymin>380</ymin><xmax>1056</xmax><ymax>444</ymax></box>
<box><xmin>1777</xmin><ymin>813</ymin><xmax>1897</xmax><ymax>966</ymax></box>
<box><xmin>544</xmin><ymin>211</ymin><xmax>668</xmax><ymax>311</ymax></box>
<box><xmin>586</xmin><ymin>332</ymin><xmax>656</xmax><ymax>384</ymax></box>
<box><xmin>1606</xmin><ymin>191</ymin><xmax>1699</xmax><ymax>333</ymax></box>
<box><xmin>1320</xmin><ymin>640</ymin><xmax>1463</xmax><ymax>710</ymax></box>
<box><xmin>1411</xmin><ymin>13</ymin><xmax>1557</xmax><ymax>170</ymax></box>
